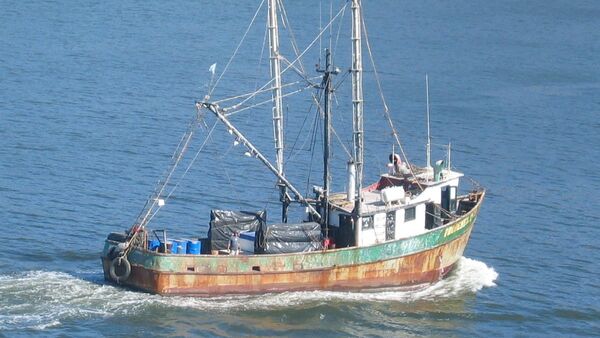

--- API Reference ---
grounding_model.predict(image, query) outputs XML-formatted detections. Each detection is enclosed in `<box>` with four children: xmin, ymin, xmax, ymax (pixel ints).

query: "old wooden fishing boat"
<box><xmin>102</xmin><ymin>0</ymin><xmax>485</xmax><ymax>296</ymax></box>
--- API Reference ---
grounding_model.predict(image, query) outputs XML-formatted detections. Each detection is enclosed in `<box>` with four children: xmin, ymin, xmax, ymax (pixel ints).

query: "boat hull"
<box><xmin>102</xmin><ymin>193</ymin><xmax>483</xmax><ymax>296</ymax></box>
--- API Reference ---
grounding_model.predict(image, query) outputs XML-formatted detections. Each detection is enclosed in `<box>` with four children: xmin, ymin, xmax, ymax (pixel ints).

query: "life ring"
<box><xmin>109</xmin><ymin>256</ymin><xmax>131</xmax><ymax>283</ymax></box>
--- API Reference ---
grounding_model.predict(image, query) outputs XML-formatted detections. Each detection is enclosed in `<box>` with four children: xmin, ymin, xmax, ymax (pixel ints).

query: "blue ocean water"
<box><xmin>1</xmin><ymin>0</ymin><xmax>599</xmax><ymax>336</ymax></box>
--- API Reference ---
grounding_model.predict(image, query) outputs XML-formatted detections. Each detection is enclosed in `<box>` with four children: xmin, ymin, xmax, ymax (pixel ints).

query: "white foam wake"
<box><xmin>0</xmin><ymin>257</ymin><xmax>497</xmax><ymax>330</ymax></box>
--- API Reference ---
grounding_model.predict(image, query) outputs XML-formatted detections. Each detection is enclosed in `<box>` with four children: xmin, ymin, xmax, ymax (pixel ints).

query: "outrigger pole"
<box><xmin>198</xmin><ymin>101</ymin><xmax>322</xmax><ymax>222</ymax></box>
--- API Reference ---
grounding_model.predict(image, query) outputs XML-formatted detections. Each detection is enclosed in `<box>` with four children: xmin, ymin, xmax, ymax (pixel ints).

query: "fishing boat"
<box><xmin>101</xmin><ymin>0</ymin><xmax>485</xmax><ymax>296</ymax></box>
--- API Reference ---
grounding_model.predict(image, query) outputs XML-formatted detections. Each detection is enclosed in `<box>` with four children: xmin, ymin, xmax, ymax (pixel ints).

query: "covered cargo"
<box><xmin>239</xmin><ymin>231</ymin><xmax>256</xmax><ymax>253</ymax></box>
<box><xmin>208</xmin><ymin>210</ymin><xmax>266</xmax><ymax>251</ymax></box>
<box><xmin>255</xmin><ymin>222</ymin><xmax>323</xmax><ymax>254</ymax></box>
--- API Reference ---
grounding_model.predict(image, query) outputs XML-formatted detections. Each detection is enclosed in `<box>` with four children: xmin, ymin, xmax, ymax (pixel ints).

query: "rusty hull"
<box><xmin>102</xmin><ymin>192</ymin><xmax>483</xmax><ymax>296</ymax></box>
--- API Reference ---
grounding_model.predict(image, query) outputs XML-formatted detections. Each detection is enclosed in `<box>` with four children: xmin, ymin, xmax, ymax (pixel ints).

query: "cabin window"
<box><xmin>385</xmin><ymin>211</ymin><xmax>395</xmax><ymax>240</ymax></box>
<box><xmin>405</xmin><ymin>207</ymin><xmax>416</xmax><ymax>222</ymax></box>
<box><xmin>442</xmin><ymin>186</ymin><xmax>457</xmax><ymax>213</ymax></box>
<box><xmin>362</xmin><ymin>215</ymin><xmax>374</xmax><ymax>229</ymax></box>
<box><xmin>449</xmin><ymin>186</ymin><xmax>457</xmax><ymax>213</ymax></box>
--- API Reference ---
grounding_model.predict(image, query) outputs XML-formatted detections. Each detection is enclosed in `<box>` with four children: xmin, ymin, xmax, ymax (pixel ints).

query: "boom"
<box><xmin>198</xmin><ymin>101</ymin><xmax>322</xmax><ymax>222</ymax></box>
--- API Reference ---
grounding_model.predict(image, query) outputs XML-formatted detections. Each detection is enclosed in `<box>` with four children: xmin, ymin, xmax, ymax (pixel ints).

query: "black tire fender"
<box><xmin>109</xmin><ymin>256</ymin><xmax>131</xmax><ymax>283</ymax></box>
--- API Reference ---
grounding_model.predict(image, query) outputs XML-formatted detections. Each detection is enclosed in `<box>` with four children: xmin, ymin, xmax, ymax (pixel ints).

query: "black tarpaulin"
<box><xmin>255</xmin><ymin>222</ymin><xmax>323</xmax><ymax>254</ymax></box>
<box><xmin>208</xmin><ymin>209</ymin><xmax>266</xmax><ymax>251</ymax></box>
<box><xmin>257</xmin><ymin>241</ymin><xmax>322</xmax><ymax>254</ymax></box>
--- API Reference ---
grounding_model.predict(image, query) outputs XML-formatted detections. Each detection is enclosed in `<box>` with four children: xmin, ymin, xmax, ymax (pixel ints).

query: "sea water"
<box><xmin>1</xmin><ymin>0</ymin><xmax>598</xmax><ymax>336</ymax></box>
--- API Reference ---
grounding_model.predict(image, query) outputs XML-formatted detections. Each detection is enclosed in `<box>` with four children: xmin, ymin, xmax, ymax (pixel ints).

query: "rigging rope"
<box><xmin>208</xmin><ymin>0</ymin><xmax>266</xmax><ymax>97</ymax></box>
<box><xmin>225</xmin><ymin>2</ymin><xmax>348</xmax><ymax>114</ymax></box>
<box><xmin>145</xmin><ymin>119</ymin><xmax>219</xmax><ymax>225</ymax></box>
<box><xmin>224</xmin><ymin>85</ymin><xmax>313</xmax><ymax>117</ymax></box>
<box><xmin>305</xmin><ymin>104</ymin><xmax>321</xmax><ymax>196</ymax></box>
<box><xmin>276</xmin><ymin>1</ymin><xmax>353</xmax><ymax>162</ymax></box>
<box><xmin>361</xmin><ymin>10</ymin><xmax>424</xmax><ymax>191</ymax></box>
<box><xmin>214</xmin><ymin>77</ymin><xmax>319</xmax><ymax>105</ymax></box>
<box><xmin>308</xmin><ymin>82</ymin><xmax>353</xmax><ymax>160</ymax></box>
<box><xmin>278</xmin><ymin>0</ymin><xmax>308</xmax><ymax>75</ymax></box>
<box><xmin>331</xmin><ymin>1</ymin><xmax>348</xmax><ymax>67</ymax></box>
<box><xmin>131</xmin><ymin>0</ymin><xmax>267</xmax><ymax>231</ymax></box>
<box><xmin>286</xmin><ymin>88</ymin><xmax>320</xmax><ymax>161</ymax></box>
<box><xmin>134</xmin><ymin>113</ymin><xmax>203</xmax><ymax>229</ymax></box>
<box><xmin>278</xmin><ymin>0</ymin><xmax>353</xmax><ymax>164</ymax></box>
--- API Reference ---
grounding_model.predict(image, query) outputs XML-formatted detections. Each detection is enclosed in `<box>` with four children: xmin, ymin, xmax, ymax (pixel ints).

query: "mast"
<box><xmin>267</xmin><ymin>0</ymin><xmax>288</xmax><ymax>222</ymax></box>
<box><xmin>351</xmin><ymin>0</ymin><xmax>364</xmax><ymax>246</ymax></box>
<box><xmin>426</xmin><ymin>74</ymin><xmax>432</xmax><ymax>169</ymax></box>
<box><xmin>317</xmin><ymin>49</ymin><xmax>338</xmax><ymax>231</ymax></box>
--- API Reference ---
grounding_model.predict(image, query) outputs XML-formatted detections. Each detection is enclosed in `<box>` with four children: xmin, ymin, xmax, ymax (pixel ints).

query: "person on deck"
<box><xmin>228</xmin><ymin>231</ymin><xmax>240</xmax><ymax>255</ymax></box>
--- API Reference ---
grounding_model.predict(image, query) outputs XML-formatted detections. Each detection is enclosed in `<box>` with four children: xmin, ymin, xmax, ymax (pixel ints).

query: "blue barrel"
<box><xmin>170</xmin><ymin>240</ymin><xmax>178</xmax><ymax>254</ymax></box>
<box><xmin>148</xmin><ymin>239</ymin><xmax>161</xmax><ymax>251</ymax></box>
<box><xmin>187</xmin><ymin>240</ymin><xmax>201</xmax><ymax>254</ymax></box>
<box><xmin>179</xmin><ymin>240</ymin><xmax>188</xmax><ymax>254</ymax></box>
<box><xmin>171</xmin><ymin>240</ymin><xmax>187</xmax><ymax>254</ymax></box>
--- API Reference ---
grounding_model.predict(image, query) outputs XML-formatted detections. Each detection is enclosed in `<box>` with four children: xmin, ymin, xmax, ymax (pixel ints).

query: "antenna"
<box><xmin>447</xmin><ymin>142</ymin><xmax>452</xmax><ymax>170</ymax></box>
<box><xmin>426</xmin><ymin>74</ymin><xmax>432</xmax><ymax>169</ymax></box>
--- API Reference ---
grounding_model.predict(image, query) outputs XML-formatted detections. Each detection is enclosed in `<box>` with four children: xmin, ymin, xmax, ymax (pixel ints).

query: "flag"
<box><xmin>208</xmin><ymin>63</ymin><xmax>217</xmax><ymax>75</ymax></box>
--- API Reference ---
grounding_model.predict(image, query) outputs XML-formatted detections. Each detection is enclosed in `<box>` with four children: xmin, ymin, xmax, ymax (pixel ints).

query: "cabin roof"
<box><xmin>328</xmin><ymin>169</ymin><xmax>464</xmax><ymax>215</ymax></box>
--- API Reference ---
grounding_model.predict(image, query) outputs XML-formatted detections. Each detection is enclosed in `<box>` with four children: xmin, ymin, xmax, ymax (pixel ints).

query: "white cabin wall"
<box><xmin>358</xmin><ymin>213</ymin><xmax>386</xmax><ymax>246</ymax></box>
<box><xmin>338</xmin><ymin>174</ymin><xmax>463</xmax><ymax>247</ymax></box>
<box><xmin>374</xmin><ymin>213</ymin><xmax>386</xmax><ymax>243</ymax></box>
<box><xmin>360</xmin><ymin>228</ymin><xmax>376</xmax><ymax>246</ymax></box>
<box><xmin>395</xmin><ymin>204</ymin><xmax>426</xmax><ymax>239</ymax></box>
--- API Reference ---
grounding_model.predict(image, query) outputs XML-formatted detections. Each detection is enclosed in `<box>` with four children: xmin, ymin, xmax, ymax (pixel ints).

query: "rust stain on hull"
<box><xmin>102</xmin><ymin>192</ymin><xmax>484</xmax><ymax>296</ymax></box>
<box><xmin>103</xmin><ymin>227</ymin><xmax>472</xmax><ymax>296</ymax></box>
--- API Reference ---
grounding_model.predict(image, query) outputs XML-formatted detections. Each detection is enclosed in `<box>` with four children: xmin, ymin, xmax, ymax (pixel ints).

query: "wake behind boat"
<box><xmin>101</xmin><ymin>0</ymin><xmax>485</xmax><ymax>296</ymax></box>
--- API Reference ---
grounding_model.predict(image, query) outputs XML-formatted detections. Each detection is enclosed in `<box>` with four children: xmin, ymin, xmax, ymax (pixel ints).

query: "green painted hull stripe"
<box><xmin>104</xmin><ymin>204</ymin><xmax>480</xmax><ymax>274</ymax></box>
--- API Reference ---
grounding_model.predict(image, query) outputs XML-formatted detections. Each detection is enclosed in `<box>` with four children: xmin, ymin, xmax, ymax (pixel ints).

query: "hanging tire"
<box><xmin>109</xmin><ymin>256</ymin><xmax>131</xmax><ymax>283</ymax></box>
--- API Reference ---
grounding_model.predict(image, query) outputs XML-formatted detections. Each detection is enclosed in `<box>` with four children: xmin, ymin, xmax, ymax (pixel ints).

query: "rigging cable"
<box><xmin>331</xmin><ymin>1</ymin><xmax>348</xmax><ymax>65</ymax></box>
<box><xmin>361</xmin><ymin>9</ymin><xmax>423</xmax><ymax>190</ymax></box>
<box><xmin>278</xmin><ymin>0</ymin><xmax>351</xmax><ymax>162</ymax></box>
<box><xmin>213</xmin><ymin>77</ymin><xmax>319</xmax><ymax>105</ymax></box>
<box><xmin>286</xmin><ymin>88</ymin><xmax>320</xmax><ymax>161</ymax></box>
<box><xmin>305</xmin><ymin>103</ymin><xmax>322</xmax><ymax>196</ymax></box>
<box><xmin>145</xmin><ymin>119</ymin><xmax>219</xmax><ymax>225</ymax></box>
<box><xmin>225</xmin><ymin>2</ymin><xmax>349</xmax><ymax>113</ymax></box>
<box><xmin>134</xmin><ymin>113</ymin><xmax>203</xmax><ymax>228</ymax></box>
<box><xmin>224</xmin><ymin>84</ymin><xmax>313</xmax><ymax>117</ymax></box>
<box><xmin>308</xmin><ymin>82</ymin><xmax>353</xmax><ymax>160</ymax></box>
<box><xmin>141</xmin><ymin>1</ymin><xmax>268</xmax><ymax>224</ymax></box>
<box><xmin>278</xmin><ymin>1</ymin><xmax>352</xmax><ymax>160</ymax></box>
<box><xmin>208</xmin><ymin>0</ymin><xmax>266</xmax><ymax>97</ymax></box>
<box><xmin>278</xmin><ymin>1</ymin><xmax>308</xmax><ymax>76</ymax></box>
